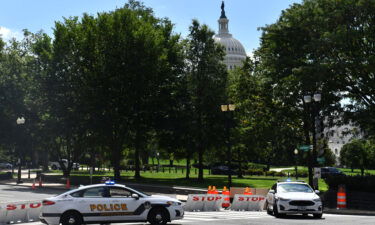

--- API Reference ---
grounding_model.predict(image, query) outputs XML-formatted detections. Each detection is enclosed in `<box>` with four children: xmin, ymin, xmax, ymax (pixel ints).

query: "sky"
<box><xmin>0</xmin><ymin>0</ymin><xmax>302</xmax><ymax>55</ymax></box>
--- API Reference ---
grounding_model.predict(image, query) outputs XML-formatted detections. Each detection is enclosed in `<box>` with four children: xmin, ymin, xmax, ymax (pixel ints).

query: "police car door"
<box><xmin>76</xmin><ymin>186</ymin><xmax>112</xmax><ymax>223</ymax></box>
<box><xmin>108</xmin><ymin>187</ymin><xmax>147</xmax><ymax>222</ymax></box>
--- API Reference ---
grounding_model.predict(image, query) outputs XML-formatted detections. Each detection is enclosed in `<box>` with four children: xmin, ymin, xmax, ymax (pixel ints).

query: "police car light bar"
<box><xmin>105</xmin><ymin>181</ymin><xmax>116</xmax><ymax>185</ymax></box>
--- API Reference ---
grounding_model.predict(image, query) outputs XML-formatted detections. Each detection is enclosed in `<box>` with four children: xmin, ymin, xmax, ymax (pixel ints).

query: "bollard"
<box><xmin>337</xmin><ymin>185</ymin><xmax>347</xmax><ymax>209</ymax></box>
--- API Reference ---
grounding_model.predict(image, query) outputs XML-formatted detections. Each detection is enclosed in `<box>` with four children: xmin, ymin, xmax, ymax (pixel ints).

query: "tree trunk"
<box><xmin>112</xmin><ymin>142</ymin><xmax>121</xmax><ymax>181</ymax></box>
<box><xmin>186</xmin><ymin>152</ymin><xmax>191</xmax><ymax>179</ymax></box>
<box><xmin>198</xmin><ymin>146</ymin><xmax>204</xmax><ymax>181</ymax></box>
<box><xmin>135</xmin><ymin>147</ymin><xmax>141</xmax><ymax>178</ymax></box>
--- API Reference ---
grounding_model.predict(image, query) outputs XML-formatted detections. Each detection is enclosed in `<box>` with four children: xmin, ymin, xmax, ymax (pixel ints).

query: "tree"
<box><xmin>41</xmin><ymin>0</ymin><xmax>185</xmax><ymax>180</ymax></box>
<box><xmin>228</xmin><ymin>57</ymin><xmax>305</xmax><ymax>169</ymax></box>
<box><xmin>184</xmin><ymin>20</ymin><xmax>227</xmax><ymax>181</ymax></box>
<box><xmin>254</xmin><ymin>0</ymin><xmax>373</xmax><ymax>185</ymax></box>
<box><xmin>340</xmin><ymin>139</ymin><xmax>370</xmax><ymax>176</ymax></box>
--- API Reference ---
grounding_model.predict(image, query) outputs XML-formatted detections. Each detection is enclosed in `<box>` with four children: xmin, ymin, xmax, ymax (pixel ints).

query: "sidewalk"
<box><xmin>323</xmin><ymin>208</ymin><xmax>375</xmax><ymax>216</ymax></box>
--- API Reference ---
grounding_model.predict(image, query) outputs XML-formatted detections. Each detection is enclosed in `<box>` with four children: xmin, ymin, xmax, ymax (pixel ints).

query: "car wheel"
<box><xmin>60</xmin><ymin>211</ymin><xmax>83</xmax><ymax>225</ymax></box>
<box><xmin>266</xmin><ymin>201</ymin><xmax>272</xmax><ymax>215</ymax></box>
<box><xmin>313</xmin><ymin>213</ymin><xmax>323</xmax><ymax>219</ymax></box>
<box><xmin>148</xmin><ymin>207</ymin><xmax>169</xmax><ymax>225</ymax></box>
<box><xmin>273</xmin><ymin>201</ymin><xmax>284</xmax><ymax>218</ymax></box>
<box><xmin>51</xmin><ymin>165</ymin><xmax>57</xmax><ymax>170</ymax></box>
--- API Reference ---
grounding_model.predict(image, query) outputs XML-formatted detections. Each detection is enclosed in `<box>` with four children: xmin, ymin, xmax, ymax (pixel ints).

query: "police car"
<box><xmin>265</xmin><ymin>180</ymin><xmax>323</xmax><ymax>218</ymax></box>
<box><xmin>39</xmin><ymin>181</ymin><xmax>184</xmax><ymax>225</ymax></box>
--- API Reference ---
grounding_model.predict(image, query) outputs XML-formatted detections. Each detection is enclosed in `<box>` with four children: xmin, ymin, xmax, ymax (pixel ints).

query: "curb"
<box><xmin>324</xmin><ymin>208</ymin><xmax>375</xmax><ymax>216</ymax></box>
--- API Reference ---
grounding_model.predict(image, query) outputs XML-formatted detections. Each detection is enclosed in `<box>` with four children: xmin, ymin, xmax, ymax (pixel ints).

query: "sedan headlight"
<box><xmin>313</xmin><ymin>197</ymin><xmax>321</xmax><ymax>202</ymax></box>
<box><xmin>278</xmin><ymin>197</ymin><xmax>291</xmax><ymax>201</ymax></box>
<box><xmin>167</xmin><ymin>201</ymin><xmax>181</xmax><ymax>206</ymax></box>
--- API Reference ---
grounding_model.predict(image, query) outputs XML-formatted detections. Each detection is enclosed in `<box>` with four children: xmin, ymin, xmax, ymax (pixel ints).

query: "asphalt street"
<box><xmin>18</xmin><ymin>212</ymin><xmax>375</xmax><ymax>225</ymax></box>
<box><xmin>1</xmin><ymin>184</ymin><xmax>375</xmax><ymax>225</ymax></box>
<box><xmin>0</xmin><ymin>184</ymin><xmax>63</xmax><ymax>202</ymax></box>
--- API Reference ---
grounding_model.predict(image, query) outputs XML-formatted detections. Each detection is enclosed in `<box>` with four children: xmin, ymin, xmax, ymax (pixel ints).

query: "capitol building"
<box><xmin>214</xmin><ymin>2</ymin><xmax>247</xmax><ymax>70</ymax></box>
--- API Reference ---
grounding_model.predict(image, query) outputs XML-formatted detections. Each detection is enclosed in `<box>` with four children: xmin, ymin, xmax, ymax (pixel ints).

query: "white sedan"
<box><xmin>266</xmin><ymin>181</ymin><xmax>323</xmax><ymax>218</ymax></box>
<box><xmin>39</xmin><ymin>181</ymin><xmax>184</xmax><ymax>225</ymax></box>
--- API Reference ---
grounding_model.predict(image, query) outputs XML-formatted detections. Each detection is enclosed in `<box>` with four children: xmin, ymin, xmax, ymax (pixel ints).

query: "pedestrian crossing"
<box><xmin>179</xmin><ymin>210</ymin><xmax>267</xmax><ymax>223</ymax></box>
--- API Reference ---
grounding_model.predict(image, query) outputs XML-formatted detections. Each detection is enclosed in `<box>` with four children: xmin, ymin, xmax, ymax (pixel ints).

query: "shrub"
<box><xmin>325</xmin><ymin>175</ymin><xmax>375</xmax><ymax>192</ymax></box>
<box><xmin>289</xmin><ymin>171</ymin><xmax>308</xmax><ymax>178</ymax></box>
<box><xmin>245</xmin><ymin>169</ymin><xmax>264</xmax><ymax>176</ymax></box>
<box><xmin>247</xmin><ymin>163</ymin><xmax>267</xmax><ymax>170</ymax></box>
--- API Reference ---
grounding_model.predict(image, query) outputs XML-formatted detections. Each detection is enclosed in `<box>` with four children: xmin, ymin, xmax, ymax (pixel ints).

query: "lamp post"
<box><xmin>16</xmin><ymin>117</ymin><xmax>25</xmax><ymax>184</ymax></box>
<box><xmin>221</xmin><ymin>103</ymin><xmax>236</xmax><ymax>188</ymax></box>
<box><xmin>156</xmin><ymin>152</ymin><xmax>160</xmax><ymax>172</ymax></box>
<box><xmin>294</xmin><ymin>149</ymin><xmax>298</xmax><ymax>180</ymax></box>
<box><xmin>303</xmin><ymin>93</ymin><xmax>321</xmax><ymax>189</ymax></box>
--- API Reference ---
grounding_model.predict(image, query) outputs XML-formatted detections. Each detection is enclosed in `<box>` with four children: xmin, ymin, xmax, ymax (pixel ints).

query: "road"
<box><xmin>1</xmin><ymin>184</ymin><xmax>374</xmax><ymax>225</ymax></box>
<box><xmin>18</xmin><ymin>212</ymin><xmax>375</xmax><ymax>225</ymax></box>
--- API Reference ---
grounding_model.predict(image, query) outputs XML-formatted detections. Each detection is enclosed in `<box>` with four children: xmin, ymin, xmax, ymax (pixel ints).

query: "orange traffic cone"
<box><xmin>32</xmin><ymin>179</ymin><xmax>36</xmax><ymax>190</ymax></box>
<box><xmin>222</xmin><ymin>186</ymin><xmax>231</xmax><ymax>208</ymax></box>
<box><xmin>244</xmin><ymin>187</ymin><xmax>253</xmax><ymax>195</ymax></box>
<box><xmin>207</xmin><ymin>186</ymin><xmax>212</xmax><ymax>194</ymax></box>
<box><xmin>212</xmin><ymin>186</ymin><xmax>219</xmax><ymax>194</ymax></box>
<box><xmin>66</xmin><ymin>178</ymin><xmax>71</xmax><ymax>189</ymax></box>
<box><xmin>337</xmin><ymin>185</ymin><xmax>346</xmax><ymax>209</ymax></box>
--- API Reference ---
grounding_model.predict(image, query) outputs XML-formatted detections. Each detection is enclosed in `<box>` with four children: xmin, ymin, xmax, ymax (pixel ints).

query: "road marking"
<box><xmin>0</xmin><ymin>194</ymin><xmax>14</xmax><ymax>197</ymax></box>
<box><xmin>180</xmin><ymin>211</ymin><xmax>267</xmax><ymax>223</ymax></box>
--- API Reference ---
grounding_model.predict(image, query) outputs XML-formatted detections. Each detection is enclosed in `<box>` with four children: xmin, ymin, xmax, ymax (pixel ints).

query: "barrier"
<box><xmin>184</xmin><ymin>194</ymin><xmax>223</xmax><ymax>211</ymax></box>
<box><xmin>0</xmin><ymin>201</ymin><xmax>42</xmax><ymax>225</ymax></box>
<box><xmin>337</xmin><ymin>185</ymin><xmax>347</xmax><ymax>209</ymax></box>
<box><xmin>221</xmin><ymin>186</ymin><xmax>230</xmax><ymax>208</ymax></box>
<box><xmin>244</xmin><ymin>187</ymin><xmax>252</xmax><ymax>195</ymax></box>
<box><xmin>207</xmin><ymin>186</ymin><xmax>212</xmax><ymax>194</ymax></box>
<box><xmin>230</xmin><ymin>195</ymin><xmax>266</xmax><ymax>211</ymax></box>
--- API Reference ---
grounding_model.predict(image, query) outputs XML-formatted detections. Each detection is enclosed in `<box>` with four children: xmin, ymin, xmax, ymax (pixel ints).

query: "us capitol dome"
<box><xmin>214</xmin><ymin>1</ymin><xmax>247</xmax><ymax>70</ymax></box>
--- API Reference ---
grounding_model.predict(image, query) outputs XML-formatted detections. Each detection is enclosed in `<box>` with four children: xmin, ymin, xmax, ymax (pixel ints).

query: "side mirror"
<box><xmin>315</xmin><ymin>190</ymin><xmax>320</xmax><ymax>194</ymax></box>
<box><xmin>131</xmin><ymin>193</ymin><xmax>139</xmax><ymax>199</ymax></box>
<box><xmin>269</xmin><ymin>190</ymin><xmax>275</xmax><ymax>194</ymax></box>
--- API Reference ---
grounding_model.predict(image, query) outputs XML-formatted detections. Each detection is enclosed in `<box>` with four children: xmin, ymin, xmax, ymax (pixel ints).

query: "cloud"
<box><xmin>0</xmin><ymin>26</ymin><xmax>23</xmax><ymax>41</ymax></box>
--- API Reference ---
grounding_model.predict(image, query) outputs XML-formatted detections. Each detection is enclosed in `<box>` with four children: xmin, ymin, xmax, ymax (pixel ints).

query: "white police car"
<box><xmin>39</xmin><ymin>181</ymin><xmax>184</xmax><ymax>225</ymax></box>
<box><xmin>265</xmin><ymin>180</ymin><xmax>323</xmax><ymax>218</ymax></box>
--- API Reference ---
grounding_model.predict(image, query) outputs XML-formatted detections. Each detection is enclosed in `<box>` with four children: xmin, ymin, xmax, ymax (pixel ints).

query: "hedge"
<box><xmin>325</xmin><ymin>175</ymin><xmax>375</xmax><ymax>192</ymax></box>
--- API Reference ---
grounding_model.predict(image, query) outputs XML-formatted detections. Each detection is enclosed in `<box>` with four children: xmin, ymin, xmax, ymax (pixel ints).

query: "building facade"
<box><xmin>214</xmin><ymin>1</ymin><xmax>247</xmax><ymax>70</ymax></box>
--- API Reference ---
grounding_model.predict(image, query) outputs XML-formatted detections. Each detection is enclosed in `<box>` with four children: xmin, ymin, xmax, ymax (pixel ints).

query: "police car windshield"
<box><xmin>278</xmin><ymin>183</ymin><xmax>313</xmax><ymax>193</ymax></box>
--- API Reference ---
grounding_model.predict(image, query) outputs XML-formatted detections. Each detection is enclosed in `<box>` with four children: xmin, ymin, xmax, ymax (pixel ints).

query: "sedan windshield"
<box><xmin>278</xmin><ymin>183</ymin><xmax>313</xmax><ymax>193</ymax></box>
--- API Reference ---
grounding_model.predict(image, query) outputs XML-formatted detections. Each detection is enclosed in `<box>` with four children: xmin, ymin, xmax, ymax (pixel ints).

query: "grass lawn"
<box><xmin>52</xmin><ymin>169</ymin><xmax>328</xmax><ymax>191</ymax></box>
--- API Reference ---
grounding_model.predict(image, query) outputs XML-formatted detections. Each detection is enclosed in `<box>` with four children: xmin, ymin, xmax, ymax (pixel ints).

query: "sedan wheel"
<box><xmin>313</xmin><ymin>213</ymin><xmax>323</xmax><ymax>219</ymax></box>
<box><xmin>60</xmin><ymin>212</ymin><xmax>82</xmax><ymax>225</ymax></box>
<box><xmin>148</xmin><ymin>207</ymin><xmax>168</xmax><ymax>225</ymax></box>
<box><xmin>273</xmin><ymin>202</ymin><xmax>284</xmax><ymax>218</ymax></box>
<box><xmin>266</xmin><ymin>202</ymin><xmax>272</xmax><ymax>215</ymax></box>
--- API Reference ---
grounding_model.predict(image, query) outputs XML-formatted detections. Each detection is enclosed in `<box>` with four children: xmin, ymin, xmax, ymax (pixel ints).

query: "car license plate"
<box><xmin>298</xmin><ymin>206</ymin><xmax>306</xmax><ymax>210</ymax></box>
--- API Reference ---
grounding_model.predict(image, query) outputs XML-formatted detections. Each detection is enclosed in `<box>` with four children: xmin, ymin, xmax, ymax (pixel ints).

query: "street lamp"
<box><xmin>221</xmin><ymin>103</ymin><xmax>236</xmax><ymax>187</ymax></box>
<box><xmin>16</xmin><ymin>117</ymin><xmax>25</xmax><ymax>184</ymax></box>
<box><xmin>303</xmin><ymin>93</ymin><xmax>322</xmax><ymax>189</ymax></box>
<box><xmin>294</xmin><ymin>149</ymin><xmax>298</xmax><ymax>180</ymax></box>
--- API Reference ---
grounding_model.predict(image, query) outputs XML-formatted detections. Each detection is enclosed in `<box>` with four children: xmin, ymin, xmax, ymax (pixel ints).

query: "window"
<box><xmin>71</xmin><ymin>190</ymin><xmax>84</xmax><ymax>198</ymax></box>
<box><xmin>82</xmin><ymin>187</ymin><xmax>110</xmax><ymax>198</ymax></box>
<box><xmin>335</xmin><ymin>149</ymin><xmax>338</xmax><ymax>154</ymax></box>
<box><xmin>278</xmin><ymin>183</ymin><xmax>313</xmax><ymax>193</ymax></box>
<box><xmin>110</xmin><ymin>187</ymin><xmax>132</xmax><ymax>198</ymax></box>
